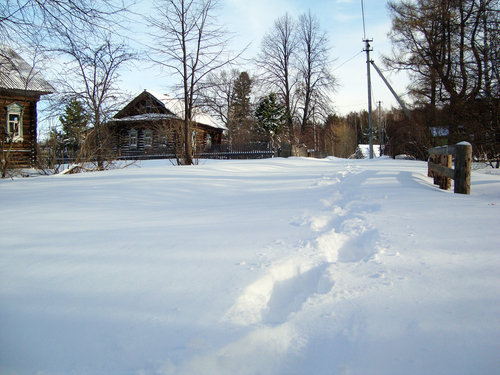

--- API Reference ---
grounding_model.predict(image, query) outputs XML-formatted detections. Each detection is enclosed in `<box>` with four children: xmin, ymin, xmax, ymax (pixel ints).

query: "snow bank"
<box><xmin>1</xmin><ymin>157</ymin><xmax>499</xmax><ymax>375</ymax></box>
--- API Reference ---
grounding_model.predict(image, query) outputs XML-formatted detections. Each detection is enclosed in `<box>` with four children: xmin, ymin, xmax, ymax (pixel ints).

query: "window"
<box><xmin>159</xmin><ymin>135</ymin><xmax>167</xmax><ymax>147</ymax></box>
<box><xmin>144</xmin><ymin>129</ymin><xmax>153</xmax><ymax>148</ymax></box>
<box><xmin>129</xmin><ymin>129</ymin><xmax>138</xmax><ymax>149</ymax></box>
<box><xmin>6</xmin><ymin>102</ymin><xmax>23</xmax><ymax>142</ymax></box>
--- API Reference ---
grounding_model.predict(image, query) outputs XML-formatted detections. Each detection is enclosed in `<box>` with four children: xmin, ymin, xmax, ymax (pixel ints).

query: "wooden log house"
<box><xmin>108</xmin><ymin>90</ymin><xmax>227</xmax><ymax>158</ymax></box>
<box><xmin>1</xmin><ymin>45</ymin><xmax>55</xmax><ymax>168</ymax></box>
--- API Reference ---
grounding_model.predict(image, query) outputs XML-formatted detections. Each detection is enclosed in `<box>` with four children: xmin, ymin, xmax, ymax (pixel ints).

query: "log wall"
<box><xmin>0</xmin><ymin>93</ymin><xmax>39</xmax><ymax>168</ymax></box>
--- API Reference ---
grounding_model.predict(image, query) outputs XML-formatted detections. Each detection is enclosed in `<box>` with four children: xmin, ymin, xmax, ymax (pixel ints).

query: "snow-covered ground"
<box><xmin>1</xmin><ymin>157</ymin><xmax>499</xmax><ymax>375</ymax></box>
<box><xmin>357</xmin><ymin>144</ymin><xmax>381</xmax><ymax>158</ymax></box>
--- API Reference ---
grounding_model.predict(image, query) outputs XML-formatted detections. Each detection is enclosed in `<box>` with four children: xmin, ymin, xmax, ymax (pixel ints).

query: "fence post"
<box><xmin>440</xmin><ymin>154</ymin><xmax>452</xmax><ymax>190</ymax></box>
<box><xmin>454</xmin><ymin>142</ymin><xmax>472</xmax><ymax>195</ymax></box>
<box><xmin>428</xmin><ymin>154</ymin><xmax>436</xmax><ymax>178</ymax></box>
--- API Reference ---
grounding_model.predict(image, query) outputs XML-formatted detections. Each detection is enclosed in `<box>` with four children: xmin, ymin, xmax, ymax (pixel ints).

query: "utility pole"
<box><xmin>378</xmin><ymin>101</ymin><xmax>382</xmax><ymax>157</ymax></box>
<box><xmin>364</xmin><ymin>38</ymin><xmax>374</xmax><ymax>159</ymax></box>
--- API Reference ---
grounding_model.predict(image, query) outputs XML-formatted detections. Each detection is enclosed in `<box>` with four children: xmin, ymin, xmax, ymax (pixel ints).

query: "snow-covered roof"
<box><xmin>0</xmin><ymin>45</ymin><xmax>55</xmax><ymax>94</ymax></box>
<box><xmin>110</xmin><ymin>113</ymin><xmax>178</xmax><ymax>122</ymax></box>
<box><xmin>146</xmin><ymin>90</ymin><xmax>227</xmax><ymax>131</ymax></box>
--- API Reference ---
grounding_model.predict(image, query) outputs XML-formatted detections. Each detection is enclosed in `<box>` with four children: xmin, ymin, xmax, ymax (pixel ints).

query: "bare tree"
<box><xmin>55</xmin><ymin>32</ymin><xmax>135</xmax><ymax>170</ymax></box>
<box><xmin>1</xmin><ymin>0</ymin><xmax>131</xmax><ymax>49</ymax></box>
<box><xmin>148</xmin><ymin>0</ymin><xmax>236</xmax><ymax>165</ymax></box>
<box><xmin>198</xmin><ymin>69</ymin><xmax>240</xmax><ymax>133</ymax></box>
<box><xmin>385</xmin><ymin>0</ymin><xmax>500</xmax><ymax>159</ymax></box>
<box><xmin>297</xmin><ymin>11</ymin><xmax>337</xmax><ymax>134</ymax></box>
<box><xmin>256</xmin><ymin>13</ymin><xmax>299</xmax><ymax>144</ymax></box>
<box><xmin>1</xmin><ymin>0</ymin><xmax>135</xmax><ymax>175</ymax></box>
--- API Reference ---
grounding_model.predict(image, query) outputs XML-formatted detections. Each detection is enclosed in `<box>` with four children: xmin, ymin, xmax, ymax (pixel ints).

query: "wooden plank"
<box><xmin>429</xmin><ymin>162</ymin><xmax>455</xmax><ymax>179</ymax></box>
<box><xmin>429</xmin><ymin>145</ymin><xmax>456</xmax><ymax>156</ymax></box>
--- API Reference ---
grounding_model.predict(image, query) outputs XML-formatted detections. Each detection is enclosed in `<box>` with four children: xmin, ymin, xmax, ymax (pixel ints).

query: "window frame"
<box><xmin>129</xmin><ymin>128</ymin><xmax>138</xmax><ymax>149</ymax></box>
<box><xmin>6</xmin><ymin>102</ymin><xmax>23</xmax><ymax>142</ymax></box>
<box><xmin>144</xmin><ymin>129</ymin><xmax>153</xmax><ymax>148</ymax></box>
<box><xmin>159</xmin><ymin>135</ymin><xmax>167</xmax><ymax>148</ymax></box>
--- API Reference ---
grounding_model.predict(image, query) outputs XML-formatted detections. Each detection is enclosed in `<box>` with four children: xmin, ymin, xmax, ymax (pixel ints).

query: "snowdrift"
<box><xmin>1</xmin><ymin>157</ymin><xmax>499</xmax><ymax>375</ymax></box>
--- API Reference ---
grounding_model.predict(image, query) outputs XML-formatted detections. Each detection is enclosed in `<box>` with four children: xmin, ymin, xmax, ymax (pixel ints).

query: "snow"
<box><xmin>358</xmin><ymin>144</ymin><xmax>381</xmax><ymax>158</ymax></box>
<box><xmin>110</xmin><ymin>113</ymin><xmax>178</xmax><ymax>122</ymax></box>
<box><xmin>1</xmin><ymin>157</ymin><xmax>499</xmax><ymax>375</ymax></box>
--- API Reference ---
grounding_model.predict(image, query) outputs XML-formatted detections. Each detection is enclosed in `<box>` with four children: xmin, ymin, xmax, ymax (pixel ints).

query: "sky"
<box><xmin>120</xmin><ymin>0</ymin><xmax>410</xmax><ymax>116</ymax></box>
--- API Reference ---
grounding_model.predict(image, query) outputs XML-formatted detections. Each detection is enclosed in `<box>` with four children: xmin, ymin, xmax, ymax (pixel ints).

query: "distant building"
<box><xmin>108</xmin><ymin>90</ymin><xmax>227</xmax><ymax>159</ymax></box>
<box><xmin>0</xmin><ymin>45</ymin><xmax>54</xmax><ymax>168</ymax></box>
<box><xmin>430</xmin><ymin>126</ymin><xmax>449</xmax><ymax>147</ymax></box>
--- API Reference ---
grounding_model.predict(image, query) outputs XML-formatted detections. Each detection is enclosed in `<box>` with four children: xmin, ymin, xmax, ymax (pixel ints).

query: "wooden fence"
<box><xmin>428</xmin><ymin>142</ymin><xmax>472</xmax><ymax>195</ymax></box>
<box><xmin>49</xmin><ymin>142</ymin><xmax>329</xmax><ymax>164</ymax></box>
<box><xmin>198</xmin><ymin>143</ymin><xmax>275</xmax><ymax>159</ymax></box>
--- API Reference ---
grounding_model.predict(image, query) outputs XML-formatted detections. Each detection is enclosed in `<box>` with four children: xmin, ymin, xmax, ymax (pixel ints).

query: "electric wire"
<box><xmin>332</xmin><ymin>51</ymin><xmax>364</xmax><ymax>72</ymax></box>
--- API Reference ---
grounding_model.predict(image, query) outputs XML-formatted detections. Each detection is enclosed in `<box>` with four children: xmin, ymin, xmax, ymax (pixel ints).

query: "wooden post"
<box><xmin>428</xmin><ymin>154</ymin><xmax>435</xmax><ymax>178</ymax></box>
<box><xmin>454</xmin><ymin>142</ymin><xmax>472</xmax><ymax>195</ymax></box>
<box><xmin>440</xmin><ymin>154</ymin><xmax>452</xmax><ymax>190</ymax></box>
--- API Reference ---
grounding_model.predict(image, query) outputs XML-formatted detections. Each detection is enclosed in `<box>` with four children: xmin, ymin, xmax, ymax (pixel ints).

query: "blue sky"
<box><xmin>121</xmin><ymin>0</ymin><xmax>410</xmax><ymax>116</ymax></box>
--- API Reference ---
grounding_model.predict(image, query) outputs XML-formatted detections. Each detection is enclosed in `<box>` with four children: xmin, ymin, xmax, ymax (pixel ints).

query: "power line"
<box><xmin>336</xmin><ymin>102</ymin><xmax>368</xmax><ymax>108</ymax></box>
<box><xmin>332</xmin><ymin>51</ymin><xmax>363</xmax><ymax>72</ymax></box>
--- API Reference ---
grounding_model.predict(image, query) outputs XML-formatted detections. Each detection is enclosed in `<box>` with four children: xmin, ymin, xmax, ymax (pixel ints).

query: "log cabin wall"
<box><xmin>1</xmin><ymin>46</ymin><xmax>55</xmax><ymax>170</ymax></box>
<box><xmin>0</xmin><ymin>92</ymin><xmax>40</xmax><ymax>168</ymax></box>
<box><xmin>109</xmin><ymin>90</ymin><xmax>226</xmax><ymax>160</ymax></box>
<box><xmin>109</xmin><ymin>119</ymin><xmax>223</xmax><ymax>158</ymax></box>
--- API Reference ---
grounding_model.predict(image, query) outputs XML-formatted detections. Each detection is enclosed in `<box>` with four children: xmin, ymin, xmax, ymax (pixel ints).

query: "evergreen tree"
<box><xmin>59</xmin><ymin>99</ymin><xmax>88</xmax><ymax>154</ymax></box>
<box><xmin>255</xmin><ymin>93</ymin><xmax>286</xmax><ymax>146</ymax></box>
<box><xmin>231</xmin><ymin>72</ymin><xmax>252</xmax><ymax>119</ymax></box>
<box><xmin>228</xmin><ymin>72</ymin><xmax>254</xmax><ymax>143</ymax></box>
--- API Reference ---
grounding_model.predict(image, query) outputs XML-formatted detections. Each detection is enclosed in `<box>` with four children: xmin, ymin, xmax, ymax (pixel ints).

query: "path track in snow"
<box><xmin>224</xmin><ymin>164</ymin><xmax>383</xmax><ymax>329</ymax></box>
<box><xmin>165</xmin><ymin>163</ymin><xmax>401</xmax><ymax>375</ymax></box>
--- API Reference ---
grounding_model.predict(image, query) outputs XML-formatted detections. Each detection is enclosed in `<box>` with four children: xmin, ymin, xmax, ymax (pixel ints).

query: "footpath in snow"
<box><xmin>1</xmin><ymin>157</ymin><xmax>499</xmax><ymax>375</ymax></box>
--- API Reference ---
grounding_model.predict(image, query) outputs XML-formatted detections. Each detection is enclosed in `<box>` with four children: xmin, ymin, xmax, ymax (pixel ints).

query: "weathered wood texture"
<box><xmin>429</xmin><ymin>159</ymin><xmax>454</xmax><ymax>180</ymax></box>
<box><xmin>108</xmin><ymin>119</ymin><xmax>221</xmax><ymax>158</ymax></box>
<box><xmin>428</xmin><ymin>142</ymin><xmax>472</xmax><ymax>195</ymax></box>
<box><xmin>429</xmin><ymin>145</ymin><xmax>456</xmax><ymax>156</ymax></box>
<box><xmin>108</xmin><ymin>91</ymin><xmax>225</xmax><ymax>160</ymax></box>
<box><xmin>200</xmin><ymin>143</ymin><xmax>274</xmax><ymax>159</ymax></box>
<box><xmin>428</xmin><ymin>154</ymin><xmax>452</xmax><ymax>189</ymax></box>
<box><xmin>453</xmin><ymin>143</ymin><xmax>472</xmax><ymax>195</ymax></box>
<box><xmin>0</xmin><ymin>94</ymin><xmax>39</xmax><ymax>168</ymax></box>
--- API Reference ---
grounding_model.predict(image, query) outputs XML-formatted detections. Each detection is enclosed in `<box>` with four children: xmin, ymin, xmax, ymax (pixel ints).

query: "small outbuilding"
<box><xmin>108</xmin><ymin>90</ymin><xmax>226</xmax><ymax>158</ymax></box>
<box><xmin>1</xmin><ymin>45</ymin><xmax>55</xmax><ymax>168</ymax></box>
